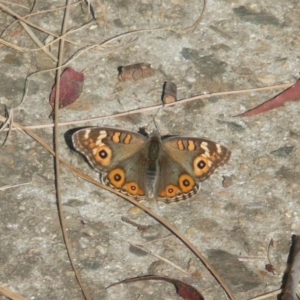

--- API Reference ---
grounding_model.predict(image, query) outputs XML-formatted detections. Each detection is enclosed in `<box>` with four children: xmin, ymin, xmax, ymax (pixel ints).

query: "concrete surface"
<box><xmin>1</xmin><ymin>0</ymin><xmax>300</xmax><ymax>299</ymax></box>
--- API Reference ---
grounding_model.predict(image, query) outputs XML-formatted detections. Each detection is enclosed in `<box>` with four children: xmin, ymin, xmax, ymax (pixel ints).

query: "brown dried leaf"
<box><xmin>265</xmin><ymin>264</ymin><xmax>275</xmax><ymax>274</ymax></box>
<box><xmin>49</xmin><ymin>67</ymin><xmax>84</xmax><ymax>111</ymax></box>
<box><xmin>238</xmin><ymin>79</ymin><xmax>300</xmax><ymax>117</ymax></box>
<box><xmin>107</xmin><ymin>275</ymin><xmax>204</xmax><ymax>300</ymax></box>
<box><xmin>162</xmin><ymin>81</ymin><xmax>177</xmax><ymax>104</ymax></box>
<box><xmin>118</xmin><ymin>63</ymin><xmax>155</xmax><ymax>81</ymax></box>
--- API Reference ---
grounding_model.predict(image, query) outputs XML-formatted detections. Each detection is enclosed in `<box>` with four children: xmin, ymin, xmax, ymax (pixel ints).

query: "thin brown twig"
<box><xmin>13</xmin><ymin>1</ymin><xmax>82</xmax><ymax>18</ymax></box>
<box><xmin>246</xmin><ymin>284</ymin><xmax>300</xmax><ymax>300</ymax></box>
<box><xmin>0</xmin><ymin>182</ymin><xmax>31</xmax><ymax>191</ymax></box>
<box><xmin>121</xmin><ymin>216</ymin><xmax>149</xmax><ymax>231</ymax></box>
<box><xmin>246</xmin><ymin>237</ymin><xmax>300</xmax><ymax>299</ymax></box>
<box><xmin>0</xmin><ymin>106</ymin><xmax>13</xmax><ymax>147</ymax></box>
<box><xmin>10</xmin><ymin>35</ymin><xmax>135</xmax><ymax>111</ymax></box>
<box><xmin>0</xmin><ymin>1</ymin><xmax>84</xmax><ymax>53</ymax></box>
<box><xmin>0</xmin><ymin>81</ymin><xmax>294</xmax><ymax>132</ymax></box>
<box><xmin>0</xmin><ymin>0</ymin><xmax>34</xmax><ymax>42</ymax></box>
<box><xmin>7</xmin><ymin>1</ymin><xmax>207</xmax><ymax>67</ymax></box>
<box><xmin>52</xmin><ymin>2</ymin><xmax>92</xmax><ymax>300</ymax></box>
<box><xmin>178</xmin><ymin>0</ymin><xmax>206</xmax><ymax>33</ymax></box>
<box><xmin>266</xmin><ymin>238</ymin><xmax>276</xmax><ymax>274</ymax></box>
<box><xmin>19</xmin><ymin>20</ymin><xmax>58</xmax><ymax>61</ymax></box>
<box><xmin>129</xmin><ymin>243</ymin><xmax>190</xmax><ymax>275</ymax></box>
<box><xmin>0</xmin><ymin>285</ymin><xmax>27</xmax><ymax>300</ymax></box>
<box><xmin>0</xmin><ymin>1</ymin><xmax>30</xmax><ymax>9</ymax></box>
<box><xmin>0</xmin><ymin>18</ymin><xmax>95</xmax><ymax>53</ymax></box>
<box><xmin>0</xmin><ymin>3</ymin><xmax>78</xmax><ymax>46</ymax></box>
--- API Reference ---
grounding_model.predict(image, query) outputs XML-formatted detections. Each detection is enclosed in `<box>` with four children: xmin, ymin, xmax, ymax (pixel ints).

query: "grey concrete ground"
<box><xmin>1</xmin><ymin>0</ymin><xmax>300</xmax><ymax>299</ymax></box>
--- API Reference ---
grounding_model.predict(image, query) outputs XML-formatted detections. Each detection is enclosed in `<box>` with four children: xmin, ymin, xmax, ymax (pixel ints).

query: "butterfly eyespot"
<box><xmin>182</xmin><ymin>179</ymin><xmax>191</xmax><ymax>187</ymax></box>
<box><xmin>179</xmin><ymin>174</ymin><xmax>195</xmax><ymax>192</ymax></box>
<box><xmin>114</xmin><ymin>174</ymin><xmax>122</xmax><ymax>181</ymax></box>
<box><xmin>124</xmin><ymin>182</ymin><xmax>144</xmax><ymax>196</ymax></box>
<box><xmin>107</xmin><ymin>168</ymin><xmax>125</xmax><ymax>188</ymax></box>
<box><xmin>95</xmin><ymin>145</ymin><xmax>112</xmax><ymax>166</ymax></box>
<box><xmin>159</xmin><ymin>184</ymin><xmax>179</xmax><ymax>198</ymax></box>
<box><xmin>193</xmin><ymin>156</ymin><xmax>210</xmax><ymax>176</ymax></box>
<box><xmin>197</xmin><ymin>160</ymin><xmax>206</xmax><ymax>169</ymax></box>
<box><xmin>99</xmin><ymin>149</ymin><xmax>108</xmax><ymax>158</ymax></box>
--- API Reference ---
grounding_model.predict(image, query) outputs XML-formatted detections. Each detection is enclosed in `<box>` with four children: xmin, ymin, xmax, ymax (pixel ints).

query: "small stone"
<box><xmin>128</xmin><ymin>206</ymin><xmax>142</xmax><ymax>215</ymax></box>
<box><xmin>185</xmin><ymin>227</ymin><xmax>197</xmax><ymax>236</ymax></box>
<box><xmin>96</xmin><ymin>245</ymin><xmax>108</xmax><ymax>255</ymax></box>
<box><xmin>291</xmin><ymin>223</ymin><xmax>297</xmax><ymax>230</ymax></box>
<box><xmin>285</xmin><ymin>210</ymin><xmax>292</xmax><ymax>218</ymax></box>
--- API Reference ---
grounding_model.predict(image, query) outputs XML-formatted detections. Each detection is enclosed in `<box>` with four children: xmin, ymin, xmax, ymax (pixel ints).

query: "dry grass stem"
<box><xmin>0</xmin><ymin>3</ymin><xmax>78</xmax><ymax>46</ymax></box>
<box><xmin>0</xmin><ymin>182</ymin><xmax>31</xmax><ymax>191</ymax></box>
<box><xmin>19</xmin><ymin>20</ymin><xmax>58</xmax><ymax>61</ymax></box>
<box><xmin>130</xmin><ymin>243</ymin><xmax>190</xmax><ymax>275</ymax></box>
<box><xmin>0</xmin><ymin>82</ymin><xmax>294</xmax><ymax>133</ymax></box>
<box><xmin>0</xmin><ymin>285</ymin><xmax>27</xmax><ymax>300</ymax></box>
<box><xmin>50</xmin><ymin>1</ymin><xmax>92</xmax><ymax>299</ymax></box>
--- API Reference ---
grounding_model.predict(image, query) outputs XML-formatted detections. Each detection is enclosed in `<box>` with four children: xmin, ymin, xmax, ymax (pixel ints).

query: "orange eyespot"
<box><xmin>179</xmin><ymin>174</ymin><xmax>196</xmax><ymax>193</ymax></box>
<box><xmin>95</xmin><ymin>145</ymin><xmax>112</xmax><ymax>166</ymax></box>
<box><xmin>107</xmin><ymin>168</ymin><xmax>125</xmax><ymax>188</ymax></box>
<box><xmin>193</xmin><ymin>156</ymin><xmax>210</xmax><ymax>176</ymax></box>
<box><xmin>123</xmin><ymin>182</ymin><xmax>144</xmax><ymax>196</ymax></box>
<box><xmin>159</xmin><ymin>184</ymin><xmax>180</xmax><ymax>198</ymax></box>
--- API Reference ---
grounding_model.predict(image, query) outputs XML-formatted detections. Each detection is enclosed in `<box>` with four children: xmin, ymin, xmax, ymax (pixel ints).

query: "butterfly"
<box><xmin>72</xmin><ymin>127</ymin><xmax>230</xmax><ymax>203</ymax></box>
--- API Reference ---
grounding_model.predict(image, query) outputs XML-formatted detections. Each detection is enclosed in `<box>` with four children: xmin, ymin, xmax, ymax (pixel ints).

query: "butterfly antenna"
<box><xmin>116</xmin><ymin>97</ymin><xmax>141</xmax><ymax>130</ymax></box>
<box><xmin>152</xmin><ymin>116</ymin><xmax>162</xmax><ymax>135</ymax></box>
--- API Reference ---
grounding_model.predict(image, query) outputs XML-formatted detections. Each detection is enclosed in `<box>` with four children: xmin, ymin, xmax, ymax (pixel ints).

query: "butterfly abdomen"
<box><xmin>144</xmin><ymin>136</ymin><xmax>161</xmax><ymax>198</ymax></box>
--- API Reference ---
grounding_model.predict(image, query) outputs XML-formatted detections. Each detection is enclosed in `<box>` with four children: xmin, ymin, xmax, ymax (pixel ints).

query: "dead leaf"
<box><xmin>107</xmin><ymin>274</ymin><xmax>204</xmax><ymax>300</ymax></box>
<box><xmin>49</xmin><ymin>67</ymin><xmax>84</xmax><ymax>112</ymax></box>
<box><xmin>162</xmin><ymin>81</ymin><xmax>177</xmax><ymax>104</ymax></box>
<box><xmin>118</xmin><ymin>63</ymin><xmax>155</xmax><ymax>81</ymax></box>
<box><xmin>265</xmin><ymin>264</ymin><xmax>275</xmax><ymax>274</ymax></box>
<box><xmin>238</xmin><ymin>79</ymin><xmax>300</xmax><ymax>117</ymax></box>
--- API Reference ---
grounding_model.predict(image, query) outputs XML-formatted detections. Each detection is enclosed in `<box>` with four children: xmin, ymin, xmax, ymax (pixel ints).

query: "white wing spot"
<box><xmin>200</xmin><ymin>142</ymin><xmax>210</xmax><ymax>157</ymax></box>
<box><xmin>84</xmin><ymin>129</ymin><xmax>91</xmax><ymax>139</ymax></box>
<box><xmin>216</xmin><ymin>144</ymin><xmax>222</xmax><ymax>154</ymax></box>
<box><xmin>95</xmin><ymin>130</ymin><xmax>108</xmax><ymax>146</ymax></box>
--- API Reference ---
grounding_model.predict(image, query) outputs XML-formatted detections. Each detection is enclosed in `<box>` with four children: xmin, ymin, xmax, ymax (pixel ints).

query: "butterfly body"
<box><xmin>72</xmin><ymin>128</ymin><xmax>230</xmax><ymax>203</ymax></box>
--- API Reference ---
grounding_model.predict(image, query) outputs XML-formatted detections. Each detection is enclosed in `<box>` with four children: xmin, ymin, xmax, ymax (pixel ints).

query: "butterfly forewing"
<box><xmin>162</xmin><ymin>136</ymin><xmax>231</xmax><ymax>181</ymax></box>
<box><xmin>72</xmin><ymin>128</ymin><xmax>147</xmax><ymax>172</ymax></box>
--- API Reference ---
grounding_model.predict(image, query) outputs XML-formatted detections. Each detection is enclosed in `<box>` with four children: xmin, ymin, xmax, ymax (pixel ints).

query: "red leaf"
<box><xmin>265</xmin><ymin>264</ymin><xmax>275</xmax><ymax>274</ymax></box>
<box><xmin>238</xmin><ymin>79</ymin><xmax>300</xmax><ymax>117</ymax></box>
<box><xmin>173</xmin><ymin>279</ymin><xmax>204</xmax><ymax>300</ymax></box>
<box><xmin>49</xmin><ymin>67</ymin><xmax>84</xmax><ymax>110</ymax></box>
<box><xmin>107</xmin><ymin>275</ymin><xmax>204</xmax><ymax>300</ymax></box>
